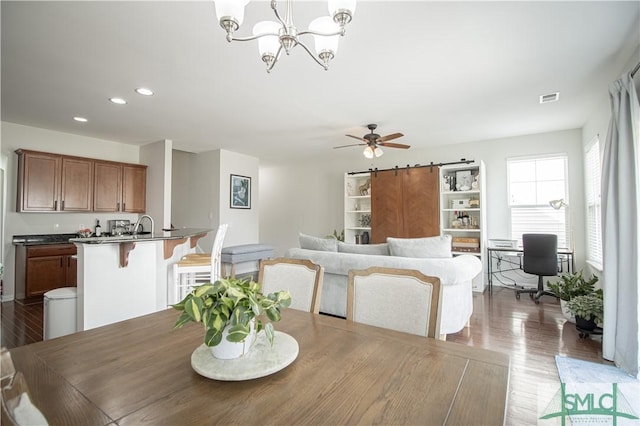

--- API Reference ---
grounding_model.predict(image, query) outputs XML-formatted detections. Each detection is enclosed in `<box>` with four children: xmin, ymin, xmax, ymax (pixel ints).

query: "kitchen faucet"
<box><xmin>132</xmin><ymin>215</ymin><xmax>155</xmax><ymax>236</ymax></box>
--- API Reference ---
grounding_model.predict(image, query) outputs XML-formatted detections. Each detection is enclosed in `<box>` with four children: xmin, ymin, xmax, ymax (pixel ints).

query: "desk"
<box><xmin>9</xmin><ymin>308</ymin><xmax>510</xmax><ymax>425</ymax></box>
<box><xmin>487</xmin><ymin>246</ymin><xmax>575</xmax><ymax>292</ymax></box>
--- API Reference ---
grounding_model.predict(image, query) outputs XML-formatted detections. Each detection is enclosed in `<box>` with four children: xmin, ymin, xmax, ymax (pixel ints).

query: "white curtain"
<box><xmin>601</xmin><ymin>71</ymin><xmax>640</xmax><ymax>378</ymax></box>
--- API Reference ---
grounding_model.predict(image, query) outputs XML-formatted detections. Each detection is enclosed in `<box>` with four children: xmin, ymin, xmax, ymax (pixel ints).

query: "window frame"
<box><xmin>584</xmin><ymin>136</ymin><xmax>603</xmax><ymax>270</ymax></box>
<box><xmin>506</xmin><ymin>154</ymin><xmax>570</xmax><ymax>248</ymax></box>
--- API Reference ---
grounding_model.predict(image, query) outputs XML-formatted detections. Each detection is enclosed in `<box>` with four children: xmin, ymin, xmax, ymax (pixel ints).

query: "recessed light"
<box><xmin>73</xmin><ymin>116</ymin><xmax>88</xmax><ymax>122</ymax></box>
<box><xmin>135</xmin><ymin>87</ymin><xmax>154</xmax><ymax>96</ymax></box>
<box><xmin>109</xmin><ymin>97</ymin><xmax>128</xmax><ymax>105</ymax></box>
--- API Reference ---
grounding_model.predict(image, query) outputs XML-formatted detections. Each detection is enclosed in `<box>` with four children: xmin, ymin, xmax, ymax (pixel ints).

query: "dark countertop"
<box><xmin>69</xmin><ymin>228</ymin><xmax>212</xmax><ymax>244</ymax></box>
<box><xmin>12</xmin><ymin>233</ymin><xmax>79</xmax><ymax>246</ymax></box>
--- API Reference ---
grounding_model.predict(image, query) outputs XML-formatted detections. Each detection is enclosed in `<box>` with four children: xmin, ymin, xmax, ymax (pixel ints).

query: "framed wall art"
<box><xmin>230</xmin><ymin>174</ymin><xmax>251</xmax><ymax>209</ymax></box>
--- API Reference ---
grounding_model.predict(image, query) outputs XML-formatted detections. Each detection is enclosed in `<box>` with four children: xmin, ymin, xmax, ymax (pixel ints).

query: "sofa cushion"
<box><xmin>387</xmin><ymin>235</ymin><xmax>452</xmax><ymax>258</ymax></box>
<box><xmin>299</xmin><ymin>233</ymin><xmax>338</xmax><ymax>252</ymax></box>
<box><xmin>337</xmin><ymin>242</ymin><xmax>389</xmax><ymax>256</ymax></box>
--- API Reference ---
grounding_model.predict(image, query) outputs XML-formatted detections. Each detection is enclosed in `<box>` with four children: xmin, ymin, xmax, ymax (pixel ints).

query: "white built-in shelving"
<box><xmin>344</xmin><ymin>172</ymin><xmax>371</xmax><ymax>244</ymax></box>
<box><xmin>439</xmin><ymin>161</ymin><xmax>487</xmax><ymax>292</ymax></box>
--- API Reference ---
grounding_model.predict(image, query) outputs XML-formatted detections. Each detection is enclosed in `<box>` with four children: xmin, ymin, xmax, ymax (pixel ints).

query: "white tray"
<box><xmin>191</xmin><ymin>331</ymin><xmax>299</xmax><ymax>381</ymax></box>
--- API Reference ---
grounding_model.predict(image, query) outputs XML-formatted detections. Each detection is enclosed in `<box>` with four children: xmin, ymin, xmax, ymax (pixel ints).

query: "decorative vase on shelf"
<box><xmin>361</xmin><ymin>231</ymin><xmax>369</xmax><ymax>245</ymax></box>
<box><xmin>211</xmin><ymin>319</ymin><xmax>257</xmax><ymax>360</ymax></box>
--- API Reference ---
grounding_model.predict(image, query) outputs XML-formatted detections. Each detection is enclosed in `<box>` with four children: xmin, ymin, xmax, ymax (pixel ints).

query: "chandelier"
<box><xmin>213</xmin><ymin>0</ymin><xmax>357</xmax><ymax>72</ymax></box>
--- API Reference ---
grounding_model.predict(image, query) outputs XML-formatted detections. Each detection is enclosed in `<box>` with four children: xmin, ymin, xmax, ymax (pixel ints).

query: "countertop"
<box><xmin>13</xmin><ymin>229</ymin><xmax>211</xmax><ymax>246</ymax></box>
<box><xmin>12</xmin><ymin>233</ymin><xmax>79</xmax><ymax>246</ymax></box>
<box><xmin>70</xmin><ymin>228</ymin><xmax>212</xmax><ymax>244</ymax></box>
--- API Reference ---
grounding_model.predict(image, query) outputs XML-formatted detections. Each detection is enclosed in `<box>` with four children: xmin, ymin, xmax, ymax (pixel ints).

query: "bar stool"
<box><xmin>170</xmin><ymin>224</ymin><xmax>228</xmax><ymax>304</ymax></box>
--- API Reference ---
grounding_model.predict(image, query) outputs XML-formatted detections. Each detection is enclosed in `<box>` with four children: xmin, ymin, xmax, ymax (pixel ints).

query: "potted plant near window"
<box><xmin>565</xmin><ymin>292</ymin><xmax>603</xmax><ymax>333</ymax></box>
<box><xmin>172</xmin><ymin>277</ymin><xmax>291</xmax><ymax>359</ymax></box>
<box><xmin>547</xmin><ymin>271</ymin><xmax>599</xmax><ymax>323</ymax></box>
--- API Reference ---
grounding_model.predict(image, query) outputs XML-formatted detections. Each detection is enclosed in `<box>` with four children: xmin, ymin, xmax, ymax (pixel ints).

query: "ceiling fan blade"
<box><xmin>333</xmin><ymin>143</ymin><xmax>366</xmax><ymax>149</ymax></box>
<box><xmin>346</xmin><ymin>134</ymin><xmax>366</xmax><ymax>142</ymax></box>
<box><xmin>378</xmin><ymin>142</ymin><xmax>411</xmax><ymax>149</ymax></box>
<box><xmin>377</xmin><ymin>132</ymin><xmax>404</xmax><ymax>143</ymax></box>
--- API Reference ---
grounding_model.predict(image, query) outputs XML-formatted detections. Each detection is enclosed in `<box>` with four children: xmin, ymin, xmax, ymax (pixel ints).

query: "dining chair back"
<box><xmin>258</xmin><ymin>258</ymin><xmax>324</xmax><ymax>314</ymax></box>
<box><xmin>347</xmin><ymin>266</ymin><xmax>443</xmax><ymax>339</ymax></box>
<box><xmin>1</xmin><ymin>348</ymin><xmax>48</xmax><ymax>426</ymax></box>
<box><xmin>171</xmin><ymin>223</ymin><xmax>228</xmax><ymax>304</ymax></box>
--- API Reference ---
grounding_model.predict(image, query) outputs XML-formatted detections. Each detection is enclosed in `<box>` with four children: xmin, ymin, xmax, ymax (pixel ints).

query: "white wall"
<box><xmin>219</xmin><ymin>149</ymin><xmax>260</xmax><ymax>247</ymax></box>
<box><xmin>140</xmin><ymin>139</ymin><xmax>172</xmax><ymax>231</ymax></box>
<box><xmin>260</xmin><ymin>129</ymin><xmax>587</xmax><ymax>270</ymax></box>
<box><xmin>170</xmin><ymin>148</ymin><xmax>260</xmax><ymax>253</ymax></box>
<box><xmin>0</xmin><ymin>122</ymin><xmax>142</xmax><ymax>299</ymax></box>
<box><xmin>171</xmin><ymin>150</ymin><xmax>191</xmax><ymax>230</ymax></box>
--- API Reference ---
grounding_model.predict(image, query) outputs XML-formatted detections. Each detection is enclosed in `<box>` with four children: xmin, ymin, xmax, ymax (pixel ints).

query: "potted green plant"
<box><xmin>547</xmin><ymin>271</ymin><xmax>598</xmax><ymax>301</ymax></box>
<box><xmin>172</xmin><ymin>277</ymin><xmax>291</xmax><ymax>359</ymax></box>
<box><xmin>566</xmin><ymin>293</ymin><xmax>603</xmax><ymax>332</ymax></box>
<box><xmin>547</xmin><ymin>271</ymin><xmax>599</xmax><ymax>323</ymax></box>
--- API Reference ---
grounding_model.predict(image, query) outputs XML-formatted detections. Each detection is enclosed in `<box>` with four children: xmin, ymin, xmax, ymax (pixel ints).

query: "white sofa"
<box><xmin>285</xmin><ymin>236</ymin><xmax>482</xmax><ymax>335</ymax></box>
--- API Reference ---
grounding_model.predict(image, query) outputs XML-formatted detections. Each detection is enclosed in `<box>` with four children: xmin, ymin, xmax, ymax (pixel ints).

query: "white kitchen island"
<box><xmin>72</xmin><ymin>228</ymin><xmax>211</xmax><ymax>331</ymax></box>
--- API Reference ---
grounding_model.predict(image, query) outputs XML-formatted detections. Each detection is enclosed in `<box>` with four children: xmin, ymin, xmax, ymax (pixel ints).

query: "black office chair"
<box><xmin>515</xmin><ymin>234</ymin><xmax>558</xmax><ymax>304</ymax></box>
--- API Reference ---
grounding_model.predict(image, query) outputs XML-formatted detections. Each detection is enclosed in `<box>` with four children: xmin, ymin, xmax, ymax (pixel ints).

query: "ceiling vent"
<box><xmin>539</xmin><ymin>92</ymin><xmax>560</xmax><ymax>104</ymax></box>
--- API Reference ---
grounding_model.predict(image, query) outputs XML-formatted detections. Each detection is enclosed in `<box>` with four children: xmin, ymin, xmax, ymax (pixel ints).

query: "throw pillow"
<box><xmin>299</xmin><ymin>233</ymin><xmax>338</xmax><ymax>252</ymax></box>
<box><xmin>387</xmin><ymin>235</ymin><xmax>452</xmax><ymax>258</ymax></box>
<box><xmin>337</xmin><ymin>242</ymin><xmax>390</xmax><ymax>256</ymax></box>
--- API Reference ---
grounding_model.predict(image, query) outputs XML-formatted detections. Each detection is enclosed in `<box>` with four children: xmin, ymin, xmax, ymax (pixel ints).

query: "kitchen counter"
<box><xmin>72</xmin><ymin>228</ymin><xmax>214</xmax><ymax>331</ymax></box>
<box><xmin>70</xmin><ymin>228</ymin><xmax>211</xmax><ymax>244</ymax></box>
<box><xmin>13</xmin><ymin>233</ymin><xmax>79</xmax><ymax>245</ymax></box>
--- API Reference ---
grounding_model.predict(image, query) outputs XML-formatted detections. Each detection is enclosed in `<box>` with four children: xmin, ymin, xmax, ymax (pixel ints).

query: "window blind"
<box><xmin>584</xmin><ymin>137</ymin><xmax>602</xmax><ymax>267</ymax></box>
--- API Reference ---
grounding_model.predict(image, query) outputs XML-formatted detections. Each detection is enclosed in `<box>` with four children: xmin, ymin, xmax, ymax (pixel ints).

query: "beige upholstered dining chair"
<box><xmin>1</xmin><ymin>348</ymin><xmax>49</xmax><ymax>426</ymax></box>
<box><xmin>171</xmin><ymin>223</ymin><xmax>228</xmax><ymax>305</ymax></box>
<box><xmin>258</xmin><ymin>258</ymin><xmax>324</xmax><ymax>314</ymax></box>
<box><xmin>347</xmin><ymin>267</ymin><xmax>443</xmax><ymax>340</ymax></box>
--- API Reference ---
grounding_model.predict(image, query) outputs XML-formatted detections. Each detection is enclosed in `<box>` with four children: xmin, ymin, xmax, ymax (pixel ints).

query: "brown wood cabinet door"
<box><xmin>94</xmin><ymin>161</ymin><xmax>122</xmax><ymax>212</ymax></box>
<box><xmin>25</xmin><ymin>256</ymin><xmax>66</xmax><ymax>297</ymax></box>
<box><xmin>401</xmin><ymin>167</ymin><xmax>440</xmax><ymax>238</ymax></box>
<box><xmin>61</xmin><ymin>157</ymin><xmax>93</xmax><ymax>211</ymax></box>
<box><xmin>17</xmin><ymin>151</ymin><xmax>60</xmax><ymax>212</ymax></box>
<box><xmin>66</xmin><ymin>256</ymin><xmax>78</xmax><ymax>287</ymax></box>
<box><xmin>122</xmin><ymin>165</ymin><xmax>147</xmax><ymax>213</ymax></box>
<box><xmin>371</xmin><ymin>170</ymin><xmax>403</xmax><ymax>243</ymax></box>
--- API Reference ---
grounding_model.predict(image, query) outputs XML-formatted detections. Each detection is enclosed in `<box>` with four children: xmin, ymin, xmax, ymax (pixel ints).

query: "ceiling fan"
<box><xmin>333</xmin><ymin>124</ymin><xmax>410</xmax><ymax>158</ymax></box>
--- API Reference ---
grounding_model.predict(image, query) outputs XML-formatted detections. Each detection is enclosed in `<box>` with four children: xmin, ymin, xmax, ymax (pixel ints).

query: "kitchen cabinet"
<box><xmin>93</xmin><ymin>161</ymin><xmax>146</xmax><ymax>213</ymax></box>
<box><xmin>16</xmin><ymin>150</ymin><xmax>93</xmax><ymax>212</ymax></box>
<box><xmin>15</xmin><ymin>244</ymin><xmax>77</xmax><ymax>300</ymax></box>
<box><xmin>61</xmin><ymin>157</ymin><xmax>94</xmax><ymax>211</ymax></box>
<box><xmin>94</xmin><ymin>161</ymin><xmax>122</xmax><ymax>212</ymax></box>
<box><xmin>16</xmin><ymin>149</ymin><xmax>146</xmax><ymax>213</ymax></box>
<box><xmin>122</xmin><ymin>164</ymin><xmax>147</xmax><ymax>213</ymax></box>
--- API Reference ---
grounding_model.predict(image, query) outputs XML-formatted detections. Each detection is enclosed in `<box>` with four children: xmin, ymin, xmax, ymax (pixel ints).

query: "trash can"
<box><xmin>44</xmin><ymin>287</ymin><xmax>77</xmax><ymax>340</ymax></box>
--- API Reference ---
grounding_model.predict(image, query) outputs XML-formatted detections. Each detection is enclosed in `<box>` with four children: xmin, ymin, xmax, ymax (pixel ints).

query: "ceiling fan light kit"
<box><xmin>335</xmin><ymin>123</ymin><xmax>410</xmax><ymax>158</ymax></box>
<box><xmin>214</xmin><ymin>0</ymin><xmax>357</xmax><ymax>73</ymax></box>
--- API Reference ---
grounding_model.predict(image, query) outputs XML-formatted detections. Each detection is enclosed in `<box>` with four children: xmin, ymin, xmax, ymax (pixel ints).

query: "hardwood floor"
<box><xmin>1</xmin><ymin>286</ymin><xmax>606</xmax><ymax>425</ymax></box>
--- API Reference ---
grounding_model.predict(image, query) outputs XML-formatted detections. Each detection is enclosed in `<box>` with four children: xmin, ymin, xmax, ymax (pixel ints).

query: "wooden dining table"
<box><xmin>9</xmin><ymin>308</ymin><xmax>510</xmax><ymax>425</ymax></box>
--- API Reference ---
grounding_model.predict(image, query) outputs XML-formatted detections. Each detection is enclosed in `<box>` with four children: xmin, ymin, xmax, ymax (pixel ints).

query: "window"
<box><xmin>507</xmin><ymin>155</ymin><xmax>569</xmax><ymax>248</ymax></box>
<box><xmin>584</xmin><ymin>136</ymin><xmax>602</xmax><ymax>268</ymax></box>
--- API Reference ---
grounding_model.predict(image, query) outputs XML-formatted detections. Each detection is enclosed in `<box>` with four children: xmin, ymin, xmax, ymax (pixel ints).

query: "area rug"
<box><xmin>550</xmin><ymin>355</ymin><xmax>640</xmax><ymax>425</ymax></box>
<box><xmin>555</xmin><ymin>355</ymin><xmax>637</xmax><ymax>384</ymax></box>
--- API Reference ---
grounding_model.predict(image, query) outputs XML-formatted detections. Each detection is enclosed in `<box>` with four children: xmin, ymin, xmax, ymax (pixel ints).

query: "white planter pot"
<box><xmin>560</xmin><ymin>300</ymin><xmax>576</xmax><ymax>324</ymax></box>
<box><xmin>211</xmin><ymin>319</ymin><xmax>257</xmax><ymax>360</ymax></box>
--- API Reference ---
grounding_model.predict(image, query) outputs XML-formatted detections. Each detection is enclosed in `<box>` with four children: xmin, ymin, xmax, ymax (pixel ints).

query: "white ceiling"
<box><xmin>2</xmin><ymin>1</ymin><xmax>639</xmax><ymax>162</ymax></box>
